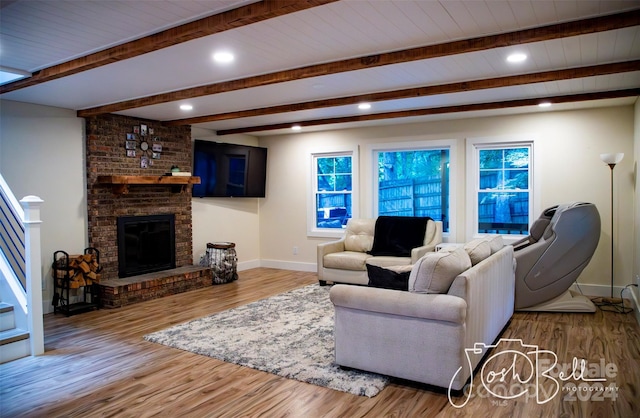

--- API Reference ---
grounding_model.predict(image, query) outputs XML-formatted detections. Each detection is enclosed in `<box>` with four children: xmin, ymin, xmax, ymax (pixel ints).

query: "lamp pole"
<box><xmin>600</xmin><ymin>152</ymin><xmax>623</xmax><ymax>300</ymax></box>
<box><xmin>607</xmin><ymin>163</ymin><xmax>615</xmax><ymax>298</ymax></box>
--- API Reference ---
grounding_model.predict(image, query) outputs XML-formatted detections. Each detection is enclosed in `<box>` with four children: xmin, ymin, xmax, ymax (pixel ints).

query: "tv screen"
<box><xmin>192</xmin><ymin>140</ymin><xmax>268</xmax><ymax>198</ymax></box>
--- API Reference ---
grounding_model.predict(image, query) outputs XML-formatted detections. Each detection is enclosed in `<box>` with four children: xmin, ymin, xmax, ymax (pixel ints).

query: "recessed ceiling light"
<box><xmin>180</xmin><ymin>104</ymin><xmax>193</xmax><ymax>111</ymax></box>
<box><xmin>213</xmin><ymin>51</ymin><xmax>234</xmax><ymax>63</ymax></box>
<box><xmin>506</xmin><ymin>53</ymin><xmax>527</xmax><ymax>63</ymax></box>
<box><xmin>538</xmin><ymin>102</ymin><xmax>552</xmax><ymax>108</ymax></box>
<box><xmin>358</xmin><ymin>103</ymin><xmax>371</xmax><ymax>110</ymax></box>
<box><xmin>291</xmin><ymin>125</ymin><xmax>301</xmax><ymax>131</ymax></box>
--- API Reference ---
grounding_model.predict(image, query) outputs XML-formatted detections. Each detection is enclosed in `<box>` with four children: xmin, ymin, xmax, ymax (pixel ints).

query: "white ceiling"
<box><xmin>1</xmin><ymin>0</ymin><xmax>639</xmax><ymax>136</ymax></box>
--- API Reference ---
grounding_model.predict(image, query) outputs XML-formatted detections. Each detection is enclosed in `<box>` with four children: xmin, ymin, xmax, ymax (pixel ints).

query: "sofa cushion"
<box><xmin>409</xmin><ymin>247</ymin><xmax>472</xmax><ymax>294</ymax></box>
<box><xmin>464</xmin><ymin>238</ymin><xmax>492</xmax><ymax>265</ymax></box>
<box><xmin>365</xmin><ymin>256</ymin><xmax>412</xmax><ymax>268</ymax></box>
<box><xmin>484</xmin><ymin>235</ymin><xmax>504</xmax><ymax>254</ymax></box>
<box><xmin>366</xmin><ymin>264</ymin><xmax>412</xmax><ymax>290</ymax></box>
<box><xmin>323</xmin><ymin>251</ymin><xmax>371</xmax><ymax>271</ymax></box>
<box><xmin>343</xmin><ymin>219</ymin><xmax>375</xmax><ymax>252</ymax></box>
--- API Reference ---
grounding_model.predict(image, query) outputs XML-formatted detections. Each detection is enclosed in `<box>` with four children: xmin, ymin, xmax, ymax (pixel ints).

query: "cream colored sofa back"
<box><xmin>342</xmin><ymin>217</ymin><xmax>441</xmax><ymax>252</ymax></box>
<box><xmin>343</xmin><ymin>218</ymin><xmax>375</xmax><ymax>252</ymax></box>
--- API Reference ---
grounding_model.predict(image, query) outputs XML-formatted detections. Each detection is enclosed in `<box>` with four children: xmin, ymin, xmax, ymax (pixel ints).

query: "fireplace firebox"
<box><xmin>117</xmin><ymin>214</ymin><xmax>176</xmax><ymax>278</ymax></box>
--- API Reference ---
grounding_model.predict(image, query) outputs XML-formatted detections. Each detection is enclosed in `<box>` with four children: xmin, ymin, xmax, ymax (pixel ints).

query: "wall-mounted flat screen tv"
<box><xmin>192</xmin><ymin>140</ymin><xmax>268</xmax><ymax>198</ymax></box>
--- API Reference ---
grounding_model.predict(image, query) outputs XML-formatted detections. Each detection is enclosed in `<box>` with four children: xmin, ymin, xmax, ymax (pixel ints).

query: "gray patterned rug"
<box><xmin>144</xmin><ymin>284</ymin><xmax>390</xmax><ymax>397</ymax></box>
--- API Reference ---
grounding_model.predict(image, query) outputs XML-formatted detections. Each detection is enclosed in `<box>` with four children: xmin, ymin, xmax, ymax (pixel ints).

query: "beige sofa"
<box><xmin>317</xmin><ymin>217</ymin><xmax>443</xmax><ymax>286</ymax></box>
<box><xmin>329</xmin><ymin>236</ymin><xmax>515</xmax><ymax>391</ymax></box>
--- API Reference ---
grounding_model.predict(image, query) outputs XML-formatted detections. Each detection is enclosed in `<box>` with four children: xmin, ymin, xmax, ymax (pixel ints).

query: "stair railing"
<box><xmin>0</xmin><ymin>174</ymin><xmax>44</xmax><ymax>356</ymax></box>
<box><xmin>0</xmin><ymin>174</ymin><xmax>26</xmax><ymax>288</ymax></box>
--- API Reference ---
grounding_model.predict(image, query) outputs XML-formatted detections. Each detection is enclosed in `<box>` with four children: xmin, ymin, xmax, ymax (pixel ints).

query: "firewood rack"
<box><xmin>52</xmin><ymin>247</ymin><xmax>101</xmax><ymax>316</ymax></box>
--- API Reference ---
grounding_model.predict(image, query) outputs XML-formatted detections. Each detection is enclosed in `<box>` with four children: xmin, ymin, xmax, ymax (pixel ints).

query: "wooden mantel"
<box><xmin>97</xmin><ymin>175</ymin><xmax>201</xmax><ymax>194</ymax></box>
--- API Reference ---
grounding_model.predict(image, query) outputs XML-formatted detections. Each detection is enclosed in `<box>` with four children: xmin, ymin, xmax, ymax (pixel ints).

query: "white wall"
<box><xmin>258</xmin><ymin>106</ymin><xmax>636</xmax><ymax>292</ymax></box>
<box><xmin>190</xmin><ymin>128</ymin><xmax>262</xmax><ymax>269</ymax></box>
<box><xmin>0</xmin><ymin>100</ymin><xmax>87</xmax><ymax>313</ymax></box>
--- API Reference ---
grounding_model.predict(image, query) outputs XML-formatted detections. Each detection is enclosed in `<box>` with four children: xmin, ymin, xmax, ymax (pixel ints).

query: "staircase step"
<box><xmin>0</xmin><ymin>328</ymin><xmax>30</xmax><ymax>363</ymax></box>
<box><xmin>0</xmin><ymin>328</ymin><xmax>29</xmax><ymax>346</ymax></box>
<box><xmin>0</xmin><ymin>302</ymin><xmax>16</xmax><ymax>332</ymax></box>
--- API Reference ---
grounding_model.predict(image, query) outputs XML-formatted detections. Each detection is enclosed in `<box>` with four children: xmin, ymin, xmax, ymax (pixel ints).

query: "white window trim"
<box><xmin>307</xmin><ymin>146</ymin><xmax>359</xmax><ymax>238</ymax></box>
<box><xmin>365</xmin><ymin>139</ymin><xmax>457</xmax><ymax>241</ymax></box>
<box><xmin>465</xmin><ymin>135</ymin><xmax>541</xmax><ymax>244</ymax></box>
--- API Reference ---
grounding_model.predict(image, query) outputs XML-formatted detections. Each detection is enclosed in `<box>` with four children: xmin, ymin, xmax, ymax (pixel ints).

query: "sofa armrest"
<box><xmin>411</xmin><ymin>221</ymin><xmax>442</xmax><ymax>264</ymax></box>
<box><xmin>447</xmin><ymin>245</ymin><xmax>515</xmax><ymax>358</ymax></box>
<box><xmin>428</xmin><ymin>220</ymin><xmax>444</xmax><ymax>246</ymax></box>
<box><xmin>317</xmin><ymin>239</ymin><xmax>347</xmax><ymax>280</ymax></box>
<box><xmin>410</xmin><ymin>220</ymin><xmax>443</xmax><ymax>262</ymax></box>
<box><xmin>317</xmin><ymin>238</ymin><xmax>346</xmax><ymax>259</ymax></box>
<box><xmin>330</xmin><ymin>284</ymin><xmax>466</xmax><ymax>324</ymax></box>
<box><xmin>411</xmin><ymin>243</ymin><xmax>436</xmax><ymax>263</ymax></box>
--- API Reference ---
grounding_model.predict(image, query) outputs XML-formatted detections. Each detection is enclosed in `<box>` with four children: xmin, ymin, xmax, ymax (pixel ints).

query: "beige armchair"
<box><xmin>317</xmin><ymin>217</ymin><xmax>443</xmax><ymax>286</ymax></box>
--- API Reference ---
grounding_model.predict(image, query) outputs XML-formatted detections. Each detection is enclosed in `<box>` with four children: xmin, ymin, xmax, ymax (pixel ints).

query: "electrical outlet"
<box><xmin>636</xmin><ymin>274</ymin><xmax>640</xmax><ymax>287</ymax></box>
<box><xmin>293</xmin><ymin>246</ymin><xmax>298</xmax><ymax>255</ymax></box>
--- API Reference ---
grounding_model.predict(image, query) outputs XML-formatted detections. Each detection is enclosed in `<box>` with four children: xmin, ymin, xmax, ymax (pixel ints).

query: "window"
<box><xmin>309</xmin><ymin>150</ymin><xmax>357</xmax><ymax>237</ymax></box>
<box><xmin>372</xmin><ymin>141</ymin><xmax>454</xmax><ymax>233</ymax></box>
<box><xmin>467</xmin><ymin>138</ymin><xmax>539</xmax><ymax>240</ymax></box>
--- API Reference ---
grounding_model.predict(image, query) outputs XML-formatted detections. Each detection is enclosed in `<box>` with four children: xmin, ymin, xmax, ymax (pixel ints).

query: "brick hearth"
<box><xmin>99</xmin><ymin>266</ymin><xmax>213</xmax><ymax>308</ymax></box>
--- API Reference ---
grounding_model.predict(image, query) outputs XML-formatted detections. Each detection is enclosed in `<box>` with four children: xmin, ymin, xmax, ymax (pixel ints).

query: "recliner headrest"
<box><xmin>528</xmin><ymin>219</ymin><xmax>550</xmax><ymax>243</ymax></box>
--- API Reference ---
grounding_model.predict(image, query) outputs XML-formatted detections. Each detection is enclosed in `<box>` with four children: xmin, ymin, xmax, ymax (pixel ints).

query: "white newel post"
<box><xmin>20</xmin><ymin>195</ymin><xmax>45</xmax><ymax>356</ymax></box>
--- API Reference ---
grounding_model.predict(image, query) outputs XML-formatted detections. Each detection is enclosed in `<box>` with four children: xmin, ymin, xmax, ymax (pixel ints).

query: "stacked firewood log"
<box><xmin>54</xmin><ymin>253</ymin><xmax>101</xmax><ymax>289</ymax></box>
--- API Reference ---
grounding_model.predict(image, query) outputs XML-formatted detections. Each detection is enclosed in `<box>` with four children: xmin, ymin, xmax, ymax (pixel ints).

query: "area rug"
<box><xmin>143</xmin><ymin>284</ymin><xmax>390</xmax><ymax>397</ymax></box>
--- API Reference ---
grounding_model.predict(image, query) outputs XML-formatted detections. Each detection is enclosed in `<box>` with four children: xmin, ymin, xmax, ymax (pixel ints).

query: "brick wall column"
<box><xmin>85</xmin><ymin>114</ymin><xmax>193</xmax><ymax>280</ymax></box>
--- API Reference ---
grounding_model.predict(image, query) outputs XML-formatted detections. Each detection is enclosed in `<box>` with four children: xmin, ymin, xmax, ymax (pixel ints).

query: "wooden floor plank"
<box><xmin>1</xmin><ymin>268</ymin><xmax>638</xmax><ymax>417</ymax></box>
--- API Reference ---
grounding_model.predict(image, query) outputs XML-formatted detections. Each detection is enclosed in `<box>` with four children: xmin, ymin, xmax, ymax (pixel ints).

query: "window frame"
<box><xmin>465</xmin><ymin>136</ymin><xmax>541</xmax><ymax>244</ymax></box>
<box><xmin>307</xmin><ymin>147</ymin><xmax>359</xmax><ymax>238</ymax></box>
<box><xmin>367</xmin><ymin>139</ymin><xmax>457</xmax><ymax>241</ymax></box>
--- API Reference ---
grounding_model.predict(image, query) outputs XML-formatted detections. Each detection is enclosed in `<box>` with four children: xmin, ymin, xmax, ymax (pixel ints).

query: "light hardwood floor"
<box><xmin>1</xmin><ymin>268</ymin><xmax>638</xmax><ymax>417</ymax></box>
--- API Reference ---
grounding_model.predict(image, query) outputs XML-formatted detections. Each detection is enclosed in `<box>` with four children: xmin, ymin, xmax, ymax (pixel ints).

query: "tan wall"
<box><xmin>190</xmin><ymin>129</ymin><xmax>263</xmax><ymax>268</ymax></box>
<box><xmin>258</xmin><ymin>105</ymin><xmax>636</xmax><ymax>291</ymax></box>
<box><xmin>1</xmin><ymin>100</ymin><xmax>637</xmax><ymax>302</ymax></box>
<box><xmin>0</xmin><ymin>100</ymin><xmax>86</xmax><ymax>314</ymax></box>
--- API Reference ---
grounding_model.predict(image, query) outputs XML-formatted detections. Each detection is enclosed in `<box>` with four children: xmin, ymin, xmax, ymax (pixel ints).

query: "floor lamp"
<box><xmin>600</xmin><ymin>153</ymin><xmax>624</xmax><ymax>298</ymax></box>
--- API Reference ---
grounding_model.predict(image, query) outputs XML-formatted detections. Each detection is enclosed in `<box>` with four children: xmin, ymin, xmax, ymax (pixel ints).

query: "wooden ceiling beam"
<box><xmin>0</xmin><ymin>0</ymin><xmax>338</xmax><ymax>94</ymax></box>
<box><xmin>215</xmin><ymin>88</ymin><xmax>640</xmax><ymax>135</ymax></box>
<box><xmin>77</xmin><ymin>9</ymin><xmax>640</xmax><ymax>117</ymax></box>
<box><xmin>164</xmin><ymin>60</ymin><xmax>640</xmax><ymax>126</ymax></box>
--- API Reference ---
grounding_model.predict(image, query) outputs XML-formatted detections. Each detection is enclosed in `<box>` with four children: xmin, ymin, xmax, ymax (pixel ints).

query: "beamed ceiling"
<box><xmin>1</xmin><ymin>0</ymin><xmax>639</xmax><ymax>136</ymax></box>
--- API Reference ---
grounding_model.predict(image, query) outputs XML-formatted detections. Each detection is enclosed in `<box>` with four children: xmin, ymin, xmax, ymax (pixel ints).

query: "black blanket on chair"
<box><xmin>368</xmin><ymin>216</ymin><xmax>432</xmax><ymax>257</ymax></box>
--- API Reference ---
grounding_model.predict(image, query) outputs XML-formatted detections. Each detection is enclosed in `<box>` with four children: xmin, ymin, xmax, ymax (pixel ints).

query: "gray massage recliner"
<box><xmin>513</xmin><ymin>202</ymin><xmax>600</xmax><ymax>312</ymax></box>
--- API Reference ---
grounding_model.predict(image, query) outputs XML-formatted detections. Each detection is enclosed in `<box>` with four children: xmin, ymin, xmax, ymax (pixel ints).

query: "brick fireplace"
<box><xmin>85</xmin><ymin>114</ymin><xmax>212</xmax><ymax>307</ymax></box>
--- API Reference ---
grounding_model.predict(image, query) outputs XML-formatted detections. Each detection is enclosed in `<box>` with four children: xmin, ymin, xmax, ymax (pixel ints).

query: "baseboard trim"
<box><xmin>571</xmin><ymin>283</ymin><xmax>640</xmax><ymax>324</ymax></box>
<box><xmin>237</xmin><ymin>259</ymin><xmax>316</xmax><ymax>273</ymax></box>
<box><xmin>258</xmin><ymin>259</ymin><xmax>317</xmax><ymax>272</ymax></box>
<box><xmin>237</xmin><ymin>259</ymin><xmax>261</xmax><ymax>271</ymax></box>
<box><xmin>630</xmin><ymin>288</ymin><xmax>640</xmax><ymax>326</ymax></box>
